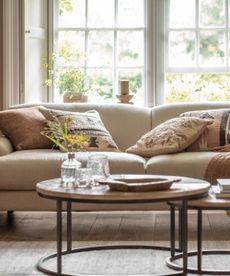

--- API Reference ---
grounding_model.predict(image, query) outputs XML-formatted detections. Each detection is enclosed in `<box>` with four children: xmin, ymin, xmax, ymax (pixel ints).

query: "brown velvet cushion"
<box><xmin>126</xmin><ymin>117</ymin><xmax>212</xmax><ymax>157</ymax></box>
<box><xmin>180</xmin><ymin>109</ymin><xmax>230</xmax><ymax>151</ymax></box>
<box><xmin>0</xmin><ymin>107</ymin><xmax>52</xmax><ymax>150</ymax></box>
<box><xmin>39</xmin><ymin>108</ymin><xmax>119</xmax><ymax>152</ymax></box>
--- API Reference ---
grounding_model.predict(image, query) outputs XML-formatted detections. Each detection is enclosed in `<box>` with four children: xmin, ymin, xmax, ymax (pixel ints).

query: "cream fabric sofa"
<box><xmin>0</xmin><ymin>102</ymin><xmax>230</xmax><ymax>212</ymax></box>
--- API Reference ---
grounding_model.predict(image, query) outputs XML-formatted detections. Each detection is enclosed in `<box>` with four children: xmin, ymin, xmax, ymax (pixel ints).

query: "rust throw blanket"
<box><xmin>204</xmin><ymin>145</ymin><xmax>230</xmax><ymax>184</ymax></box>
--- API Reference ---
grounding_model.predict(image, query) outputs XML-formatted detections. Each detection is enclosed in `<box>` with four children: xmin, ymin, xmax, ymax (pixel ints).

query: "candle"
<box><xmin>120</xmin><ymin>80</ymin><xmax>129</xmax><ymax>95</ymax></box>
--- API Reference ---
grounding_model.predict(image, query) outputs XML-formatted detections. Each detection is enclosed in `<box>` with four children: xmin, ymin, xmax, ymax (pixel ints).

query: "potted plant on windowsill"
<box><xmin>59</xmin><ymin>69</ymin><xmax>90</xmax><ymax>103</ymax></box>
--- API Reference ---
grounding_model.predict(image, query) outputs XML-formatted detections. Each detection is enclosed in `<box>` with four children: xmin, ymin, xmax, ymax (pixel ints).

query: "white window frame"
<box><xmin>52</xmin><ymin>0</ymin><xmax>156</xmax><ymax>105</ymax></box>
<box><xmin>165</xmin><ymin>0</ymin><xmax>230</xmax><ymax>73</ymax></box>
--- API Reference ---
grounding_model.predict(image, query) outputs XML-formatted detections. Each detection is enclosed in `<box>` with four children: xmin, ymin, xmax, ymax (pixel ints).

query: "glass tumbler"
<box><xmin>86</xmin><ymin>154</ymin><xmax>110</xmax><ymax>186</ymax></box>
<box><xmin>75</xmin><ymin>168</ymin><xmax>92</xmax><ymax>188</ymax></box>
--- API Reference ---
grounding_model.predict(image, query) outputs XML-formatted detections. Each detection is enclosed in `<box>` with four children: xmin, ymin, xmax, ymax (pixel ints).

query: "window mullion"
<box><xmin>226</xmin><ymin>0</ymin><xmax>229</xmax><ymax>67</ymax></box>
<box><xmin>85</xmin><ymin>0</ymin><xmax>88</xmax><ymax>79</ymax></box>
<box><xmin>196</xmin><ymin>0</ymin><xmax>199</xmax><ymax>68</ymax></box>
<box><xmin>114</xmin><ymin>0</ymin><xmax>118</xmax><ymax>97</ymax></box>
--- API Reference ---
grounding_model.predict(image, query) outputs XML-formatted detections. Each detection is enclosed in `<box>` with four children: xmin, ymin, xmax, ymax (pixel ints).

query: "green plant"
<box><xmin>41</xmin><ymin>116</ymin><xmax>89</xmax><ymax>152</ymax></box>
<box><xmin>58</xmin><ymin>69</ymin><xmax>89</xmax><ymax>95</ymax></box>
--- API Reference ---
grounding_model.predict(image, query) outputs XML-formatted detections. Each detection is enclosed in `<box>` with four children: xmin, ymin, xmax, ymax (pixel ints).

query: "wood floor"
<box><xmin>0</xmin><ymin>210</ymin><xmax>230</xmax><ymax>275</ymax></box>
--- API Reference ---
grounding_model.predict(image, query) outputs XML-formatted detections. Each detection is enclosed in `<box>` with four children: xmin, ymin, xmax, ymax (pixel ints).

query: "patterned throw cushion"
<box><xmin>39</xmin><ymin>108</ymin><xmax>119</xmax><ymax>152</ymax></box>
<box><xmin>180</xmin><ymin>109</ymin><xmax>230</xmax><ymax>151</ymax></box>
<box><xmin>126</xmin><ymin>117</ymin><xmax>212</xmax><ymax>157</ymax></box>
<box><xmin>0</xmin><ymin>107</ymin><xmax>52</xmax><ymax>150</ymax></box>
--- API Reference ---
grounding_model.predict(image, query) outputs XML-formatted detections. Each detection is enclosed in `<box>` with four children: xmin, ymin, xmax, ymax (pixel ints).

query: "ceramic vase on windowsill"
<box><xmin>63</xmin><ymin>92</ymin><xmax>88</xmax><ymax>103</ymax></box>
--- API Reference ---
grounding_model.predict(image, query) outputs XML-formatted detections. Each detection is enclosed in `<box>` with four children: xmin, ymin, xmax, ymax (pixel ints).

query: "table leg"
<box><xmin>181</xmin><ymin>199</ymin><xmax>188</xmax><ymax>274</ymax></box>
<box><xmin>197</xmin><ymin>209</ymin><xmax>202</xmax><ymax>273</ymax></box>
<box><xmin>170</xmin><ymin>205</ymin><xmax>176</xmax><ymax>257</ymax></box>
<box><xmin>67</xmin><ymin>201</ymin><xmax>72</xmax><ymax>252</ymax></box>
<box><xmin>178</xmin><ymin>208</ymin><xmax>183</xmax><ymax>251</ymax></box>
<box><xmin>57</xmin><ymin>200</ymin><xmax>62</xmax><ymax>274</ymax></box>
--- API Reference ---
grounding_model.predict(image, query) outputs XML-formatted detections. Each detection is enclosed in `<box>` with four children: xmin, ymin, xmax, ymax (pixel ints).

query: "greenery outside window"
<box><xmin>165</xmin><ymin>0</ymin><xmax>230</xmax><ymax>103</ymax></box>
<box><xmin>53</xmin><ymin>0</ymin><xmax>146</xmax><ymax>104</ymax></box>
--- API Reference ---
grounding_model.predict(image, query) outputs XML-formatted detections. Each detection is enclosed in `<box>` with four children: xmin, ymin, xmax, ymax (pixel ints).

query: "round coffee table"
<box><xmin>36</xmin><ymin>175</ymin><xmax>210</xmax><ymax>276</ymax></box>
<box><xmin>167</xmin><ymin>191</ymin><xmax>230</xmax><ymax>275</ymax></box>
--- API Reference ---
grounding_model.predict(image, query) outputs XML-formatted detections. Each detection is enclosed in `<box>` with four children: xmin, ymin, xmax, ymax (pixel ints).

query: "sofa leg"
<box><xmin>7</xmin><ymin>210</ymin><xmax>14</xmax><ymax>216</ymax></box>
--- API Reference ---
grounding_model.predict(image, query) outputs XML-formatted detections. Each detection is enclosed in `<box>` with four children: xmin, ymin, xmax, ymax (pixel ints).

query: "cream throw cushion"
<box><xmin>39</xmin><ymin>108</ymin><xmax>119</xmax><ymax>152</ymax></box>
<box><xmin>126</xmin><ymin>117</ymin><xmax>212</xmax><ymax>157</ymax></box>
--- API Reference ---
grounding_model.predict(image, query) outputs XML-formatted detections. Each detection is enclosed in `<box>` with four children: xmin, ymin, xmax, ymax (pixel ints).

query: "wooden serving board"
<box><xmin>99</xmin><ymin>177</ymin><xmax>181</xmax><ymax>192</ymax></box>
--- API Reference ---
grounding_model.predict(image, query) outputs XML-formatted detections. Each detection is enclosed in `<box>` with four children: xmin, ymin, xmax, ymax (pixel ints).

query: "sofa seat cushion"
<box><xmin>146</xmin><ymin>151</ymin><xmax>218</xmax><ymax>179</ymax></box>
<box><xmin>0</xmin><ymin>150</ymin><xmax>146</xmax><ymax>190</ymax></box>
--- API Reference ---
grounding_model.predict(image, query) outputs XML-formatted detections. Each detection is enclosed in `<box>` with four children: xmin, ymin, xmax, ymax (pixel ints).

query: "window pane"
<box><xmin>88</xmin><ymin>31</ymin><xmax>114</xmax><ymax>67</ymax></box>
<box><xmin>117</xmin><ymin>31</ymin><xmax>144</xmax><ymax>66</ymax></box>
<box><xmin>165</xmin><ymin>73</ymin><xmax>230</xmax><ymax>102</ymax></box>
<box><xmin>118</xmin><ymin>69</ymin><xmax>144</xmax><ymax>105</ymax></box>
<box><xmin>117</xmin><ymin>0</ymin><xmax>144</xmax><ymax>27</ymax></box>
<box><xmin>88</xmin><ymin>0</ymin><xmax>114</xmax><ymax>28</ymax></box>
<box><xmin>199</xmin><ymin>31</ymin><xmax>225</xmax><ymax>66</ymax></box>
<box><xmin>59</xmin><ymin>0</ymin><xmax>85</xmax><ymax>28</ymax></box>
<box><xmin>169</xmin><ymin>0</ymin><xmax>195</xmax><ymax>28</ymax></box>
<box><xmin>88</xmin><ymin>69</ymin><xmax>113</xmax><ymax>101</ymax></box>
<box><xmin>169</xmin><ymin>31</ymin><xmax>195</xmax><ymax>67</ymax></box>
<box><xmin>58</xmin><ymin>31</ymin><xmax>85</xmax><ymax>67</ymax></box>
<box><xmin>199</xmin><ymin>0</ymin><xmax>225</xmax><ymax>27</ymax></box>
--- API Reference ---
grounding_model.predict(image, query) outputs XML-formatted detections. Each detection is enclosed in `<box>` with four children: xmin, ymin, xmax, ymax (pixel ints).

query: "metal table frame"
<box><xmin>36</xmin><ymin>193</ymin><xmax>193</xmax><ymax>276</ymax></box>
<box><xmin>167</xmin><ymin>203</ymin><xmax>230</xmax><ymax>275</ymax></box>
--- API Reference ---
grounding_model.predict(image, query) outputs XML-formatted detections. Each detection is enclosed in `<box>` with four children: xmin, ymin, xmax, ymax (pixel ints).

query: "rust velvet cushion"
<box><xmin>180</xmin><ymin>109</ymin><xmax>230</xmax><ymax>151</ymax></box>
<box><xmin>0</xmin><ymin>107</ymin><xmax>52</xmax><ymax>150</ymax></box>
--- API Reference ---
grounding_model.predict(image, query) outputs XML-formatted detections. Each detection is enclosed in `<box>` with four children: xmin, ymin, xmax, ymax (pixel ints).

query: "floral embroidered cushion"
<box><xmin>126</xmin><ymin>117</ymin><xmax>212</xmax><ymax>157</ymax></box>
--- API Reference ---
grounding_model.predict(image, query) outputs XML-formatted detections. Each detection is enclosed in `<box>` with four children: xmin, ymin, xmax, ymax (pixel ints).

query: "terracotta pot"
<box><xmin>63</xmin><ymin>92</ymin><xmax>88</xmax><ymax>103</ymax></box>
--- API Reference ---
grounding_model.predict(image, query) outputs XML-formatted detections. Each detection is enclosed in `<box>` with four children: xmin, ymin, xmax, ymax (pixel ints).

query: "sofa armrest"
<box><xmin>0</xmin><ymin>135</ymin><xmax>13</xmax><ymax>156</ymax></box>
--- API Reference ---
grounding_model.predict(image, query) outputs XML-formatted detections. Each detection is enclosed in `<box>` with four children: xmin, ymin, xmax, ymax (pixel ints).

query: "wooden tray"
<box><xmin>98</xmin><ymin>177</ymin><xmax>181</xmax><ymax>192</ymax></box>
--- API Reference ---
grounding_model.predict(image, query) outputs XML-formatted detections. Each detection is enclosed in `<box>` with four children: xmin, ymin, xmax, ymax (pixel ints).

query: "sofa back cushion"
<box><xmin>151</xmin><ymin>102</ymin><xmax>230</xmax><ymax>129</ymax></box>
<box><xmin>12</xmin><ymin>103</ymin><xmax>152</xmax><ymax>151</ymax></box>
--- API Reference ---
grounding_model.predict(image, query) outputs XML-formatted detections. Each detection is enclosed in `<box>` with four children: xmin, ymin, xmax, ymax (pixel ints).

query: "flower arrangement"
<box><xmin>41</xmin><ymin>117</ymin><xmax>89</xmax><ymax>152</ymax></box>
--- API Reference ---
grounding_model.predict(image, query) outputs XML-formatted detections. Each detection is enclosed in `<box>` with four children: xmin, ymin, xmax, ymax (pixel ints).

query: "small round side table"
<box><xmin>167</xmin><ymin>191</ymin><xmax>230</xmax><ymax>275</ymax></box>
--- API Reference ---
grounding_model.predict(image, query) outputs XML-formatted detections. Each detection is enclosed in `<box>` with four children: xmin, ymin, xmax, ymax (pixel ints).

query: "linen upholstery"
<box><xmin>2</xmin><ymin>102</ymin><xmax>230</xmax><ymax>212</ymax></box>
<box><xmin>0</xmin><ymin>135</ymin><xmax>13</xmax><ymax>156</ymax></box>
<box><xmin>151</xmin><ymin>102</ymin><xmax>230</xmax><ymax>129</ymax></box>
<box><xmin>146</xmin><ymin>151</ymin><xmax>217</xmax><ymax>179</ymax></box>
<box><xmin>0</xmin><ymin>149</ymin><xmax>146</xmax><ymax>190</ymax></box>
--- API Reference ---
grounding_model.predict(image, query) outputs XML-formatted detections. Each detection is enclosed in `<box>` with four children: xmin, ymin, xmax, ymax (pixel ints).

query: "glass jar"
<box><xmin>61</xmin><ymin>152</ymin><xmax>81</xmax><ymax>186</ymax></box>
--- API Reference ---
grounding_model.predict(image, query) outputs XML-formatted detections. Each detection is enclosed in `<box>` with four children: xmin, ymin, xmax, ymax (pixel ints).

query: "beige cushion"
<box><xmin>12</xmin><ymin>103</ymin><xmax>152</xmax><ymax>151</ymax></box>
<box><xmin>0</xmin><ymin>135</ymin><xmax>13</xmax><ymax>156</ymax></box>
<box><xmin>126</xmin><ymin>117</ymin><xmax>212</xmax><ymax>157</ymax></box>
<box><xmin>181</xmin><ymin>109</ymin><xmax>230</xmax><ymax>151</ymax></box>
<box><xmin>0</xmin><ymin>150</ymin><xmax>146</xmax><ymax>190</ymax></box>
<box><xmin>146</xmin><ymin>151</ymin><xmax>218</xmax><ymax>179</ymax></box>
<box><xmin>0</xmin><ymin>107</ymin><xmax>52</xmax><ymax>150</ymax></box>
<box><xmin>39</xmin><ymin>107</ymin><xmax>119</xmax><ymax>152</ymax></box>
